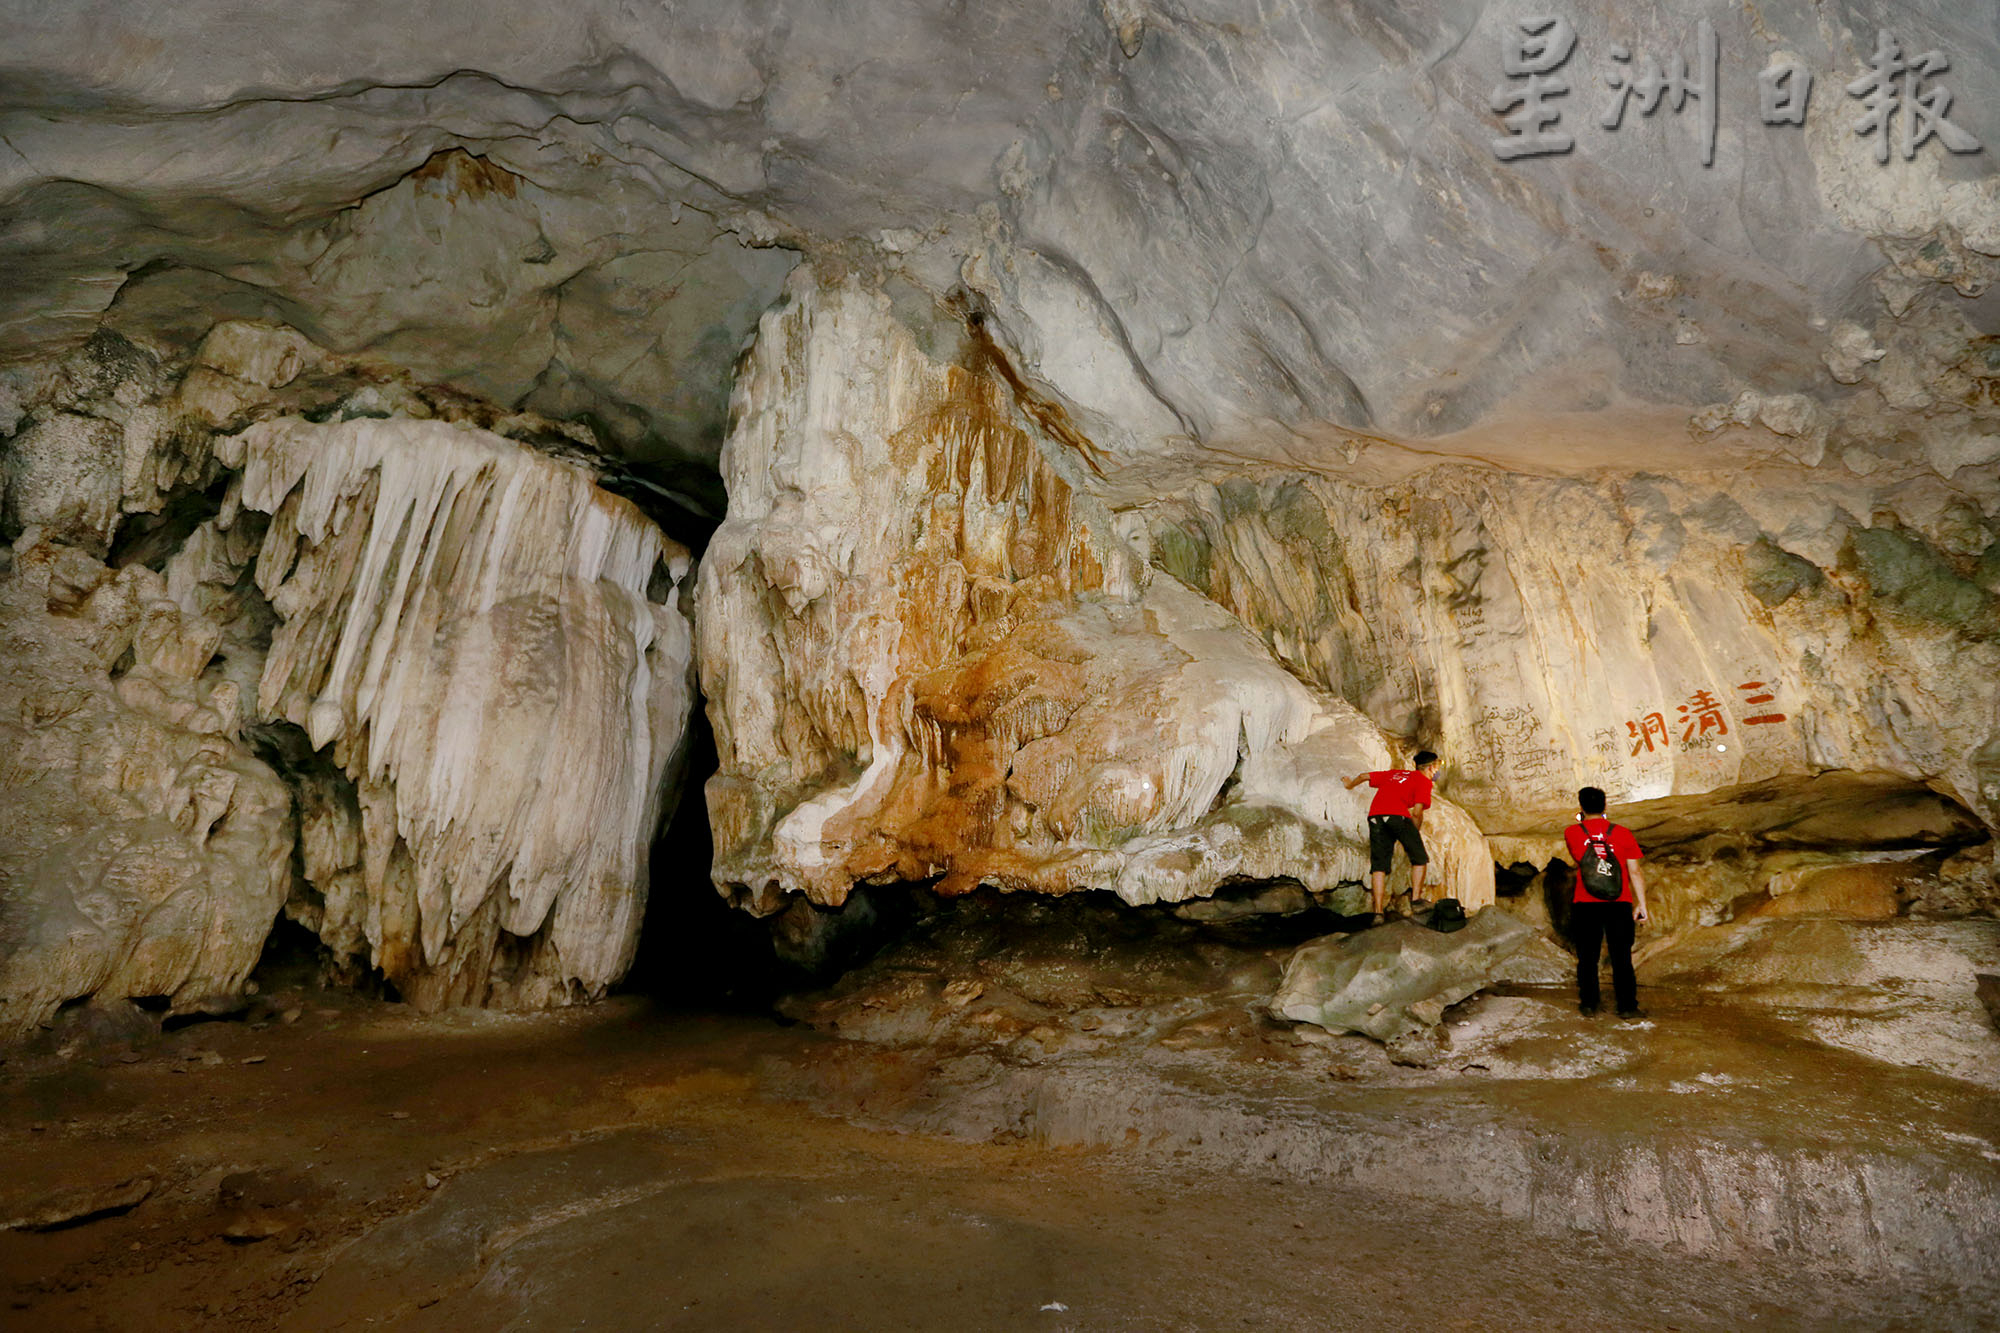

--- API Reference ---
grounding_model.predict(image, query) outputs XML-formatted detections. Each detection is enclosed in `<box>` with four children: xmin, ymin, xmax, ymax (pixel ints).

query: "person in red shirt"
<box><xmin>1562</xmin><ymin>785</ymin><xmax>1651</xmax><ymax>1019</ymax></box>
<box><xmin>1342</xmin><ymin>751</ymin><xmax>1441</xmax><ymax>923</ymax></box>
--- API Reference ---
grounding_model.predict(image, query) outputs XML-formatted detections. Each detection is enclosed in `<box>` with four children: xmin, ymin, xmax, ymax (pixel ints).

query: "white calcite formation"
<box><xmin>0</xmin><ymin>324</ymin><xmax>694</xmax><ymax>1029</ymax></box>
<box><xmin>0</xmin><ymin>537</ymin><xmax>293</xmax><ymax>1036</ymax></box>
<box><xmin>218</xmin><ymin>416</ymin><xmax>692</xmax><ymax>1007</ymax></box>
<box><xmin>698</xmin><ymin>274</ymin><xmax>1494</xmax><ymax>914</ymax></box>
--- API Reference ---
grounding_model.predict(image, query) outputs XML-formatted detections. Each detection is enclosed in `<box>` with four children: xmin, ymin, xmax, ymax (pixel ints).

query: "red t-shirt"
<box><xmin>1564</xmin><ymin>818</ymin><xmax>1643</xmax><ymax>904</ymax></box>
<box><xmin>1366</xmin><ymin>770</ymin><xmax>1434</xmax><ymax>819</ymax></box>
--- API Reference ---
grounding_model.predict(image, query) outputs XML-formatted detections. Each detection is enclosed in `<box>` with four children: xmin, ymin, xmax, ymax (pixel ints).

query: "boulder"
<box><xmin>1271</xmin><ymin>909</ymin><xmax>1539</xmax><ymax>1041</ymax></box>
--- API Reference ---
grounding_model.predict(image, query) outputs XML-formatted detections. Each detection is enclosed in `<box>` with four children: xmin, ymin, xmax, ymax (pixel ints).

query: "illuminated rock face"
<box><xmin>0</xmin><ymin>539</ymin><xmax>294</xmax><ymax>1036</ymax></box>
<box><xmin>1143</xmin><ymin>464</ymin><xmax>2000</xmax><ymax>834</ymax></box>
<box><xmin>0</xmin><ymin>326</ymin><xmax>693</xmax><ymax>1031</ymax></box>
<box><xmin>1</xmin><ymin>0</ymin><xmax>1998</xmax><ymax>1011</ymax></box>
<box><xmin>700</xmin><ymin>276</ymin><xmax>1999</xmax><ymax>921</ymax></box>
<box><xmin>221</xmin><ymin>415</ymin><xmax>693</xmax><ymax>1008</ymax></box>
<box><xmin>698</xmin><ymin>275</ymin><xmax>1494</xmax><ymax>914</ymax></box>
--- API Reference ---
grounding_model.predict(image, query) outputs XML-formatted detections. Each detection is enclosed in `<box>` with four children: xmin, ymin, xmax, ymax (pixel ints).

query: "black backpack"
<box><xmin>1576</xmin><ymin>826</ymin><xmax>1625</xmax><ymax>900</ymax></box>
<box><xmin>1428</xmin><ymin>897</ymin><xmax>1467</xmax><ymax>932</ymax></box>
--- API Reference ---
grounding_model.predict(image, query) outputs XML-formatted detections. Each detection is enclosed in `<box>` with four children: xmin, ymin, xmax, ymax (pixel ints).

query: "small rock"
<box><xmin>1273</xmin><ymin>912</ymin><xmax>1538</xmax><ymax>1042</ymax></box>
<box><xmin>387</xmin><ymin>1110</ymin><xmax>410</xmax><ymax>1120</ymax></box>
<box><xmin>241</xmin><ymin>1055</ymin><xmax>266</xmax><ymax>1065</ymax></box>
<box><xmin>115</xmin><ymin>1051</ymin><xmax>143</xmax><ymax>1065</ymax></box>
<box><xmin>423</xmin><ymin>1173</ymin><xmax>440</xmax><ymax>1189</ymax></box>
<box><xmin>1406</xmin><ymin>997</ymin><xmax>1446</xmax><ymax>1026</ymax></box>
<box><xmin>2</xmin><ymin>1175</ymin><xmax>155</xmax><ymax>1231</ymax></box>
<box><xmin>244</xmin><ymin>981</ymin><xmax>259</xmax><ymax>996</ymax></box>
<box><xmin>1385</xmin><ymin>1026</ymin><xmax>1451</xmax><ymax>1069</ymax></box>
<box><xmin>941</xmin><ymin>979</ymin><xmax>985</xmax><ymax>1008</ymax></box>
<box><xmin>280</xmin><ymin>1008</ymin><xmax>303</xmax><ymax>1025</ymax></box>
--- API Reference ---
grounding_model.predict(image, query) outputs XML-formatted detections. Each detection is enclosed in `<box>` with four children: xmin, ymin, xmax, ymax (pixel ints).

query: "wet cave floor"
<box><xmin>2</xmin><ymin>966</ymin><xmax>1997</xmax><ymax>1333</ymax></box>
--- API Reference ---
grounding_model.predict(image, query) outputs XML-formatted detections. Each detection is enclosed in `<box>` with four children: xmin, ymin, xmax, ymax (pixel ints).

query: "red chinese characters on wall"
<box><xmin>1677</xmin><ymin>688</ymin><xmax>1727</xmax><ymax>742</ymax></box>
<box><xmin>1626</xmin><ymin>712</ymin><xmax>1670</xmax><ymax>755</ymax></box>
<box><xmin>1736</xmin><ymin>679</ymin><xmax>1788</xmax><ymax>726</ymax></box>
<box><xmin>1625</xmin><ymin>678</ymin><xmax>1788</xmax><ymax>755</ymax></box>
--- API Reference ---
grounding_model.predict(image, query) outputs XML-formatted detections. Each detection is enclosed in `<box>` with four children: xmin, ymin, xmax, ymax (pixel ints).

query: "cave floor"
<box><xmin>3</xmin><ymin>983</ymin><xmax>1997</xmax><ymax>1332</ymax></box>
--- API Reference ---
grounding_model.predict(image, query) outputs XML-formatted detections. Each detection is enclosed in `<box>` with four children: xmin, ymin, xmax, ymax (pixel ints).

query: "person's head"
<box><xmin>1577</xmin><ymin>786</ymin><xmax>1607</xmax><ymax>816</ymax></box>
<box><xmin>1414</xmin><ymin>750</ymin><xmax>1439</xmax><ymax>773</ymax></box>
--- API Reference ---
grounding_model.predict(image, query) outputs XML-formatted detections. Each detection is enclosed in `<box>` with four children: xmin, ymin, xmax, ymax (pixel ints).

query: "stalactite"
<box><xmin>216</xmin><ymin>414</ymin><xmax>693</xmax><ymax>1004</ymax></box>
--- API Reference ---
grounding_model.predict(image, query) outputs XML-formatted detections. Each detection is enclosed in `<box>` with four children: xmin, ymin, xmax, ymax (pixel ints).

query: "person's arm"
<box><xmin>1626</xmin><ymin>860</ymin><xmax>1649</xmax><ymax>924</ymax></box>
<box><xmin>1410</xmin><ymin>801</ymin><xmax>1426</xmax><ymax>829</ymax></box>
<box><xmin>1342</xmin><ymin>772</ymin><xmax>1370</xmax><ymax>790</ymax></box>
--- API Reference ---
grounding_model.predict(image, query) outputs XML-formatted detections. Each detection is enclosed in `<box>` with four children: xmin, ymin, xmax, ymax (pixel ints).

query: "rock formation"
<box><xmin>1141</xmin><ymin>458</ymin><xmax>2000</xmax><ymax>835</ymax></box>
<box><xmin>1</xmin><ymin>324</ymin><xmax>694</xmax><ymax>1032</ymax></box>
<box><xmin>0</xmin><ymin>537</ymin><xmax>294</xmax><ymax>1034</ymax></box>
<box><xmin>697</xmin><ymin>274</ymin><xmax>1493</xmax><ymax>914</ymax></box>
<box><xmin>0</xmin><ymin>1</ymin><xmax>1996</xmax><ymax>1017</ymax></box>
<box><xmin>1272</xmin><ymin>912</ymin><xmax>1542</xmax><ymax>1042</ymax></box>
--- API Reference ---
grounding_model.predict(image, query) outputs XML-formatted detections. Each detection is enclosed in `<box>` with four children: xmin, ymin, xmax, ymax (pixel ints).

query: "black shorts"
<box><xmin>1368</xmin><ymin>813</ymin><xmax>1428</xmax><ymax>874</ymax></box>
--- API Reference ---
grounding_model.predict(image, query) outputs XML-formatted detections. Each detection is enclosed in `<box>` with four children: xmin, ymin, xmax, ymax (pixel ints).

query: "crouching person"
<box><xmin>1563</xmin><ymin>785</ymin><xmax>1650</xmax><ymax>1019</ymax></box>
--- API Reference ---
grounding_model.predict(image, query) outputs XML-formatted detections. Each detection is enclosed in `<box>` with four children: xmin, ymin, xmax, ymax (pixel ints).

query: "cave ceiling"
<box><xmin>2</xmin><ymin>0</ymin><xmax>1994</xmax><ymax>489</ymax></box>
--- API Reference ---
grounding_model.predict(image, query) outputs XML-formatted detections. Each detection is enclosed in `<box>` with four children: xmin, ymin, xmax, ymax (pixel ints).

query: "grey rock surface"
<box><xmin>0</xmin><ymin>1</ymin><xmax>1992</xmax><ymax>477</ymax></box>
<box><xmin>1272</xmin><ymin>910</ymin><xmax>1539</xmax><ymax>1040</ymax></box>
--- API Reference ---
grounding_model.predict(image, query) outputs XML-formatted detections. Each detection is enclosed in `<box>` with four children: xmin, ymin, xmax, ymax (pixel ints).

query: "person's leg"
<box><xmin>1606</xmin><ymin>903</ymin><xmax>1639</xmax><ymax>1014</ymax></box>
<box><xmin>1570</xmin><ymin>902</ymin><xmax>1605</xmax><ymax>1012</ymax></box>
<box><xmin>1367</xmin><ymin>817</ymin><xmax>1394</xmax><ymax>916</ymax></box>
<box><xmin>1404</xmin><ymin>821</ymin><xmax>1429</xmax><ymax>903</ymax></box>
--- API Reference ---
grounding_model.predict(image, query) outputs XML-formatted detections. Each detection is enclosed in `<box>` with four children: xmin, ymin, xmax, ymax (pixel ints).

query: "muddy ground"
<box><xmin>2</xmin><ymin>969</ymin><xmax>1996</xmax><ymax>1332</ymax></box>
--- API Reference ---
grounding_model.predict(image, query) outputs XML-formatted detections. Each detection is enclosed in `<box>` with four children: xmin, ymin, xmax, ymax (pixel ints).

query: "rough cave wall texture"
<box><xmin>0</xmin><ymin>326</ymin><xmax>694</xmax><ymax>1034</ymax></box>
<box><xmin>696</xmin><ymin>274</ymin><xmax>1495</xmax><ymax>912</ymax></box>
<box><xmin>1</xmin><ymin>1</ymin><xmax>1998</xmax><ymax>1017</ymax></box>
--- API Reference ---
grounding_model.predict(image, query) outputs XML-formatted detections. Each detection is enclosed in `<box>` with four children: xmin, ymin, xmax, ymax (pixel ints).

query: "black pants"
<box><xmin>1569</xmin><ymin>900</ymin><xmax>1636</xmax><ymax>1012</ymax></box>
<box><xmin>1367</xmin><ymin>814</ymin><xmax>1427</xmax><ymax>875</ymax></box>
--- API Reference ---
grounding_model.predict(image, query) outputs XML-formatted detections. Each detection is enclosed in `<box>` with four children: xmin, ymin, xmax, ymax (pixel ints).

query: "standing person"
<box><xmin>1343</xmin><ymin>751</ymin><xmax>1441</xmax><ymax>924</ymax></box>
<box><xmin>1563</xmin><ymin>785</ymin><xmax>1650</xmax><ymax>1019</ymax></box>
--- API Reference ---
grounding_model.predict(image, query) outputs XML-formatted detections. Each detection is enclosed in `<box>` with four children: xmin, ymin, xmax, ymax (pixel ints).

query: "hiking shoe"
<box><xmin>1368</xmin><ymin>912</ymin><xmax>1386</xmax><ymax>927</ymax></box>
<box><xmin>1616</xmin><ymin>1007</ymin><xmax>1646</xmax><ymax>1021</ymax></box>
<box><xmin>1578</xmin><ymin>1004</ymin><xmax>1600</xmax><ymax>1017</ymax></box>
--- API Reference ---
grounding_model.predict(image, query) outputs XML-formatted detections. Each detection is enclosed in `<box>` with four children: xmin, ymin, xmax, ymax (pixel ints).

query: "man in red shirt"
<box><xmin>1562</xmin><ymin>785</ymin><xmax>1651</xmax><ymax>1019</ymax></box>
<box><xmin>1342</xmin><ymin>751</ymin><xmax>1441</xmax><ymax>923</ymax></box>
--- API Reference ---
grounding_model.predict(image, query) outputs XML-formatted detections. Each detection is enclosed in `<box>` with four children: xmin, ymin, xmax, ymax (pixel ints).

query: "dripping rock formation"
<box><xmin>1</xmin><ymin>325</ymin><xmax>693</xmax><ymax>1032</ymax></box>
<box><xmin>697</xmin><ymin>275</ymin><xmax>1493</xmax><ymax>914</ymax></box>
<box><xmin>0</xmin><ymin>0</ymin><xmax>1991</xmax><ymax>1071</ymax></box>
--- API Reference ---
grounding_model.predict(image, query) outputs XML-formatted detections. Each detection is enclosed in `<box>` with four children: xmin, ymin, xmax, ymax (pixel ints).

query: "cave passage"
<box><xmin>5</xmin><ymin>0</ymin><xmax>2000</xmax><ymax>1326</ymax></box>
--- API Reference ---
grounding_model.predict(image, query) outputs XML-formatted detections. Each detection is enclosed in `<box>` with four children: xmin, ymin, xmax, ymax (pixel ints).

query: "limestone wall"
<box><xmin>0</xmin><ymin>324</ymin><xmax>694</xmax><ymax>1032</ymax></box>
<box><xmin>697</xmin><ymin>274</ymin><xmax>1494</xmax><ymax>914</ymax></box>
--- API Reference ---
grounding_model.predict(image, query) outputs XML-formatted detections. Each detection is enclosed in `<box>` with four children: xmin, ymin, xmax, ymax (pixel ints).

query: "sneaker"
<box><xmin>1369</xmin><ymin>912</ymin><xmax>1386</xmax><ymax>927</ymax></box>
<box><xmin>1616</xmin><ymin>1007</ymin><xmax>1646</xmax><ymax>1021</ymax></box>
<box><xmin>1578</xmin><ymin>1004</ymin><xmax>1600</xmax><ymax>1017</ymax></box>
